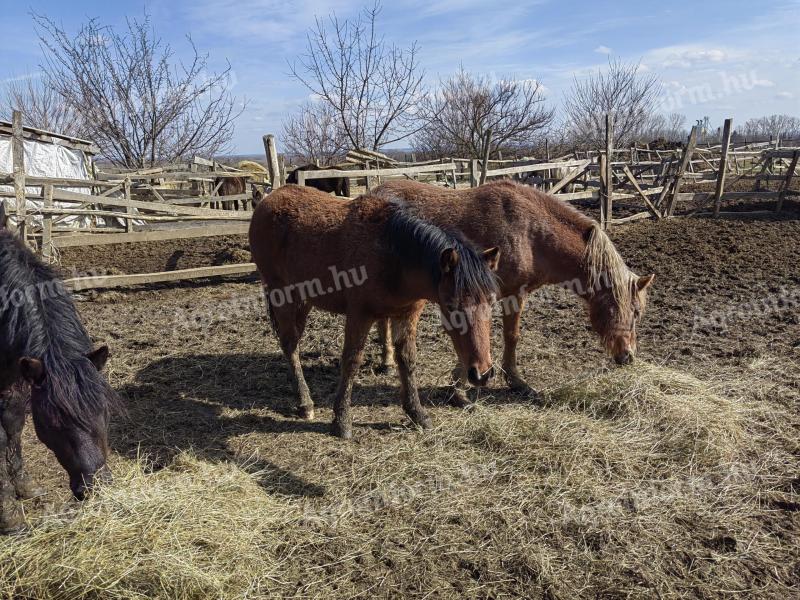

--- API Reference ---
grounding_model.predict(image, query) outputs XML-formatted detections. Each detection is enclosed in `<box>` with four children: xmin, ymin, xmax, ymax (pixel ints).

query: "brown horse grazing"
<box><xmin>372</xmin><ymin>180</ymin><xmax>654</xmax><ymax>399</ymax></box>
<box><xmin>0</xmin><ymin>203</ymin><xmax>118</xmax><ymax>533</ymax></box>
<box><xmin>249</xmin><ymin>185</ymin><xmax>500</xmax><ymax>439</ymax></box>
<box><xmin>286</xmin><ymin>164</ymin><xmax>351</xmax><ymax>197</ymax></box>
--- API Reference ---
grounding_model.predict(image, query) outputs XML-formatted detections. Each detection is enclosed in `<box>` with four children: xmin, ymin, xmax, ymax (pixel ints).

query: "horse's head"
<box><xmin>20</xmin><ymin>345</ymin><xmax>115</xmax><ymax>499</ymax></box>
<box><xmin>437</xmin><ymin>246</ymin><xmax>500</xmax><ymax>387</ymax></box>
<box><xmin>588</xmin><ymin>274</ymin><xmax>654</xmax><ymax>365</ymax></box>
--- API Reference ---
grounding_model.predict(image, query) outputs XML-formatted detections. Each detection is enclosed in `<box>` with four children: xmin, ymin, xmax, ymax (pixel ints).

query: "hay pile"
<box><xmin>0</xmin><ymin>362</ymin><xmax>794</xmax><ymax>598</ymax></box>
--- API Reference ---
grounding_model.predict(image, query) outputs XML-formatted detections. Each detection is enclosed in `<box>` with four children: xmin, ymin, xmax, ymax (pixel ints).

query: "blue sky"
<box><xmin>2</xmin><ymin>0</ymin><xmax>799</xmax><ymax>154</ymax></box>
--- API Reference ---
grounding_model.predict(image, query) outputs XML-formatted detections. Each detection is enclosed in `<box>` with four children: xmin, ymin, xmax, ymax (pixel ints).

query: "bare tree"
<box><xmin>1</xmin><ymin>75</ymin><xmax>86</xmax><ymax>137</ymax></box>
<box><xmin>413</xmin><ymin>69</ymin><xmax>553</xmax><ymax>159</ymax></box>
<box><xmin>740</xmin><ymin>114</ymin><xmax>800</xmax><ymax>140</ymax></box>
<box><xmin>34</xmin><ymin>13</ymin><xmax>242</xmax><ymax>168</ymax></box>
<box><xmin>282</xmin><ymin>102</ymin><xmax>348</xmax><ymax>165</ymax></box>
<box><xmin>563</xmin><ymin>59</ymin><xmax>662</xmax><ymax>148</ymax></box>
<box><xmin>289</xmin><ymin>2</ymin><xmax>425</xmax><ymax>151</ymax></box>
<box><xmin>643</xmin><ymin>112</ymin><xmax>687</xmax><ymax>142</ymax></box>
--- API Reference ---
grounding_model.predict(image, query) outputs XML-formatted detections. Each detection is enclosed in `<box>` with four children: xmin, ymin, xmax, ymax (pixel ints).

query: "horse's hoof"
<box><xmin>0</xmin><ymin>502</ymin><xmax>25</xmax><ymax>535</ymax></box>
<box><xmin>449</xmin><ymin>389</ymin><xmax>472</xmax><ymax>409</ymax></box>
<box><xmin>375</xmin><ymin>363</ymin><xmax>396</xmax><ymax>377</ymax></box>
<box><xmin>297</xmin><ymin>405</ymin><xmax>315</xmax><ymax>421</ymax></box>
<box><xmin>413</xmin><ymin>414</ymin><xmax>433</xmax><ymax>430</ymax></box>
<box><xmin>331</xmin><ymin>420</ymin><xmax>353</xmax><ymax>440</ymax></box>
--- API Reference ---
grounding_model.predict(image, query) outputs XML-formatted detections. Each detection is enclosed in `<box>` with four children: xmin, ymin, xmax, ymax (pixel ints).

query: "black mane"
<box><xmin>383</xmin><ymin>198</ymin><xmax>497</xmax><ymax>302</ymax></box>
<box><xmin>0</xmin><ymin>229</ymin><xmax>116</xmax><ymax>428</ymax></box>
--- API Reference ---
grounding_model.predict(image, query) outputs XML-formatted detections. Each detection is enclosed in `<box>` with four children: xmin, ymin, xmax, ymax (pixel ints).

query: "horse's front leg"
<box><xmin>0</xmin><ymin>398</ymin><xmax>24</xmax><ymax>534</ymax></box>
<box><xmin>331</xmin><ymin>314</ymin><xmax>374</xmax><ymax>439</ymax></box>
<box><xmin>375</xmin><ymin>318</ymin><xmax>396</xmax><ymax>375</ymax></box>
<box><xmin>392</xmin><ymin>307</ymin><xmax>432</xmax><ymax>429</ymax></box>
<box><xmin>501</xmin><ymin>293</ymin><xmax>533</xmax><ymax>392</ymax></box>
<box><xmin>2</xmin><ymin>388</ymin><xmax>41</xmax><ymax>499</ymax></box>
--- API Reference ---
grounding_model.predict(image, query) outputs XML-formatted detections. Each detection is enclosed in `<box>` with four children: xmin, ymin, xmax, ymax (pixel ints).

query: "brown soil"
<box><xmin>9</xmin><ymin>211</ymin><xmax>800</xmax><ymax>598</ymax></box>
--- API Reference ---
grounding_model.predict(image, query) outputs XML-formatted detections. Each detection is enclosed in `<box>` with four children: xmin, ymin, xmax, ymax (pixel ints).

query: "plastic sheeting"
<box><xmin>0</xmin><ymin>135</ymin><xmax>94</xmax><ymax>227</ymax></box>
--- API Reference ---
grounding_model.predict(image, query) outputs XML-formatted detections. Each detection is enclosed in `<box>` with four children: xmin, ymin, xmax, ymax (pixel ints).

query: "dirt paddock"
<box><xmin>2</xmin><ymin>209</ymin><xmax>799</xmax><ymax>598</ymax></box>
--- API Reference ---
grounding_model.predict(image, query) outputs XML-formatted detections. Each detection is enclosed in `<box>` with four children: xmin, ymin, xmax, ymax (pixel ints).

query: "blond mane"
<box><xmin>585</xmin><ymin>223</ymin><xmax>636</xmax><ymax>313</ymax></box>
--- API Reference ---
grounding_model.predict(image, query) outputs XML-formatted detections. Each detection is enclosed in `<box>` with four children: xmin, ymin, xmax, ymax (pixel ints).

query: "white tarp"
<box><xmin>0</xmin><ymin>135</ymin><xmax>94</xmax><ymax>227</ymax></box>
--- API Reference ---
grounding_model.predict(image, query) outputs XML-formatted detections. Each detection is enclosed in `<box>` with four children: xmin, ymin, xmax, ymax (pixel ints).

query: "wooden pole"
<box><xmin>666</xmin><ymin>126</ymin><xmax>699</xmax><ymax>216</ymax></box>
<box><xmin>775</xmin><ymin>150</ymin><xmax>798</xmax><ymax>214</ymax></box>
<box><xmin>470</xmin><ymin>159</ymin><xmax>480</xmax><ymax>188</ymax></box>
<box><xmin>713</xmin><ymin>118</ymin><xmax>733</xmax><ymax>218</ymax></box>
<box><xmin>603</xmin><ymin>113</ymin><xmax>614</xmax><ymax>228</ymax></box>
<box><xmin>263</xmin><ymin>134</ymin><xmax>281</xmax><ymax>189</ymax></box>
<box><xmin>124</xmin><ymin>177</ymin><xmax>134</xmax><ymax>232</ymax></box>
<box><xmin>11</xmin><ymin>110</ymin><xmax>26</xmax><ymax>242</ymax></box>
<box><xmin>41</xmin><ymin>184</ymin><xmax>53</xmax><ymax>261</ymax></box>
<box><xmin>479</xmin><ymin>128</ymin><xmax>493</xmax><ymax>186</ymax></box>
<box><xmin>599</xmin><ymin>152</ymin><xmax>608</xmax><ymax>226</ymax></box>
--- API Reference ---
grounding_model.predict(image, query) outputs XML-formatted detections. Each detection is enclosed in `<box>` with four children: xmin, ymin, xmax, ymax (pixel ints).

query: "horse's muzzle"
<box><xmin>467</xmin><ymin>366</ymin><xmax>494</xmax><ymax>387</ymax></box>
<box><xmin>614</xmin><ymin>350</ymin><xmax>635</xmax><ymax>365</ymax></box>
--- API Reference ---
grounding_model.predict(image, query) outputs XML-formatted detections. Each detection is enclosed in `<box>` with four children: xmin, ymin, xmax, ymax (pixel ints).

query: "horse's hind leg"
<box><xmin>0</xmin><ymin>401</ymin><xmax>24</xmax><ymax>533</ymax></box>
<box><xmin>375</xmin><ymin>319</ymin><xmax>396</xmax><ymax>375</ymax></box>
<box><xmin>2</xmin><ymin>389</ymin><xmax>41</xmax><ymax>499</ymax></box>
<box><xmin>269</xmin><ymin>297</ymin><xmax>315</xmax><ymax>419</ymax></box>
<box><xmin>331</xmin><ymin>314</ymin><xmax>374</xmax><ymax>439</ymax></box>
<box><xmin>392</xmin><ymin>309</ymin><xmax>432</xmax><ymax>430</ymax></box>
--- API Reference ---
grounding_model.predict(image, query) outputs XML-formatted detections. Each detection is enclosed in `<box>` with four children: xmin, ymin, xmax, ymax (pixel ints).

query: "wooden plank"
<box><xmin>4</xmin><ymin>205</ymin><xmax>249</xmax><ymax>222</ymax></box>
<box><xmin>301</xmin><ymin>163</ymin><xmax>458</xmax><ymax>180</ymax></box>
<box><xmin>52</xmin><ymin>223</ymin><xmax>251</xmax><ymax>248</ymax></box>
<box><xmin>775</xmin><ymin>151</ymin><xmax>799</xmax><ymax>213</ymax></box>
<box><xmin>45</xmin><ymin>187</ymin><xmax>247</xmax><ymax>218</ymax></box>
<box><xmin>11</xmin><ymin>110</ymin><xmax>26</xmax><ymax>242</ymax></box>
<box><xmin>65</xmin><ymin>262</ymin><xmax>258</xmax><ymax>291</ymax></box>
<box><xmin>610</xmin><ymin>211</ymin><xmax>653</xmax><ymax>224</ymax></box>
<box><xmin>666</xmin><ymin>126</ymin><xmax>698</xmax><ymax>216</ymax></box>
<box><xmin>713</xmin><ymin>118</ymin><xmax>733</xmax><ymax>217</ymax></box>
<box><xmin>484</xmin><ymin>159</ymin><xmax>588</xmax><ymax>178</ymax></box>
<box><xmin>547</xmin><ymin>160</ymin><xmax>591</xmax><ymax>194</ymax></box>
<box><xmin>621</xmin><ymin>165</ymin><xmax>661</xmax><ymax>219</ymax></box>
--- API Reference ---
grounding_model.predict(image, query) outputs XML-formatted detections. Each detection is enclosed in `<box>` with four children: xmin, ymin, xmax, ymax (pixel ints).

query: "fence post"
<box><xmin>775</xmin><ymin>150</ymin><xmax>798</xmax><ymax>214</ymax></box>
<box><xmin>42</xmin><ymin>184</ymin><xmax>53</xmax><ymax>262</ymax></box>
<box><xmin>296</xmin><ymin>170</ymin><xmax>306</xmax><ymax>188</ymax></box>
<box><xmin>263</xmin><ymin>134</ymin><xmax>281</xmax><ymax>189</ymax></box>
<box><xmin>470</xmin><ymin>159</ymin><xmax>479</xmax><ymax>188</ymax></box>
<box><xmin>599</xmin><ymin>152</ymin><xmax>608</xmax><ymax>227</ymax></box>
<box><xmin>666</xmin><ymin>125</ymin><xmax>699</xmax><ymax>216</ymax></box>
<box><xmin>479</xmin><ymin>128</ymin><xmax>493</xmax><ymax>186</ymax></box>
<box><xmin>124</xmin><ymin>177</ymin><xmax>134</xmax><ymax>232</ymax></box>
<box><xmin>602</xmin><ymin>113</ymin><xmax>614</xmax><ymax>228</ymax></box>
<box><xmin>11</xmin><ymin>110</ymin><xmax>26</xmax><ymax>242</ymax></box>
<box><xmin>713</xmin><ymin>118</ymin><xmax>733</xmax><ymax>218</ymax></box>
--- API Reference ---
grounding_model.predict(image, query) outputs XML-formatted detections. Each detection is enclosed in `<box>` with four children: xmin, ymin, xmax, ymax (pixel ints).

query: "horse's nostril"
<box><xmin>467</xmin><ymin>366</ymin><xmax>479</xmax><ymax>383</ymax></box>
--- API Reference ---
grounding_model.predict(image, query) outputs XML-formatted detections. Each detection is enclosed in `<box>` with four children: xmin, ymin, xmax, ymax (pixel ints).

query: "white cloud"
<box><xmin>645</xmin><ymin>45</ymin><xmax>732</xmax><ymax>69</ymax></box>
<box><xmin>776</xmin><ymin>91</ymin><xmax>795</xmax><ymax>99</ymax></box>
<box><xmin>594</xmin><ymin>45</ymin><xmax>612</xmax><ymax>55</ymax></box>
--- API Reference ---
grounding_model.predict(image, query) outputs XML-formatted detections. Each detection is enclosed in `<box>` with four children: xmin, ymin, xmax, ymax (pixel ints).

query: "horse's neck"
<box><xmin>532</xmin><ymin>217</ymin><xmax>592</xmax><ymax>297</ymax></box>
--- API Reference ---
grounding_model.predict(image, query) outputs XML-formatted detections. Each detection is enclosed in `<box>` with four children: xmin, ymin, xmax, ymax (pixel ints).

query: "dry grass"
<box><xmin>1</xmin><ymin>360</ymin><xmax>795</xmax><ymax>599</ymax></box>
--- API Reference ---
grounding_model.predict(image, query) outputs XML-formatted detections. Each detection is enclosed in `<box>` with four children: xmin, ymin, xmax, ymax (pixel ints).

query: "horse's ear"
<box><xmin>440</xmin><ymin>248</ymin><xmax>459</xmax><ymax>273</ymax></box>
<box><xmin>87</xmin><ymin>345</ymin><xmax>110</xmax><ymax>371</ymax></box>
<box><xmin>636</xmin><ymin>274</ymin><xmax>655</xmax><ymax>292</ymax></box>
<box><xmin>481</xmin><ymin>247</ymin><xmax>501</xmax><ymax>271</ymax></box>
<box><xmin>19</xmin><ymin>358</ymin><xmax>45</xmax><ymax>386</ymax></box>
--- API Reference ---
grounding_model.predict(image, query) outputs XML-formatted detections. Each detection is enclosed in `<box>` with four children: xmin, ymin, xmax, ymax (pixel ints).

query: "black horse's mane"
<box><xmin>383</xmin><ymin>198</ymin><xmax>497</xmax><ymax>302</ymax></box>
<box><xmin>0</xmin><ymin>229</ymin><xmax>116</xmax><ymax>428</ymax></box>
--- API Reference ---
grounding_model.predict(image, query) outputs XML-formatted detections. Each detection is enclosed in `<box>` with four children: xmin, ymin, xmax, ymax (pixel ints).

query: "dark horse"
<box><xmin>286</xmin><ymin>164</ymin><xmax>351</xmax><ymax>197</ymax></box>
<box><xmin>372</xmin><ymin>180</ymin><xmax>655</xmax><ymax>402</ymax></box>
<box><xmin>249</xmin><ymin>185</ymin><xmax>500</xmax><ymax>439</ymax></box>
<box><xmin>212</xmin><ymin>176</ymin><xmax>257</xmax><ymax>210</ymax></box>
<box><xmin>0</xmin><ymin>204</ymin><xmax>117</xmax><ymax>532</ymax></box>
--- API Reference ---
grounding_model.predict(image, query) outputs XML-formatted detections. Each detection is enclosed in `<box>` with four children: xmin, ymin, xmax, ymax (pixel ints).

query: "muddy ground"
<box><xmin>13</xmin><ymin>203</ymin><xmax>800</xmax><ymax>597</ymax></box>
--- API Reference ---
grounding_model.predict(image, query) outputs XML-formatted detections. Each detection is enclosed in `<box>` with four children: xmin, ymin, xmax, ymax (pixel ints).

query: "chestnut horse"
<box><xmin>372</xmin><ymin>180</ymin><xmax>654</xmax><ymax>400</ymax></box>
<box><xmin>0</xmin><ymin>203</ymin><xmax>117</xmax><ymax>533</ymax></box>
<box><xmin>249</xmin><ymin>185</ymin><xmax>500</xmax><ymax>439</ymax></box>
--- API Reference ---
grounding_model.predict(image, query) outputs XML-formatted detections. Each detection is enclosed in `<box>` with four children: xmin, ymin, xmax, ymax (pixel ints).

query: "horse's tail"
<box><xmin>260</xmin><ymin>283</ymin><xmax>279</xmax><ymax>335</ymax></box>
